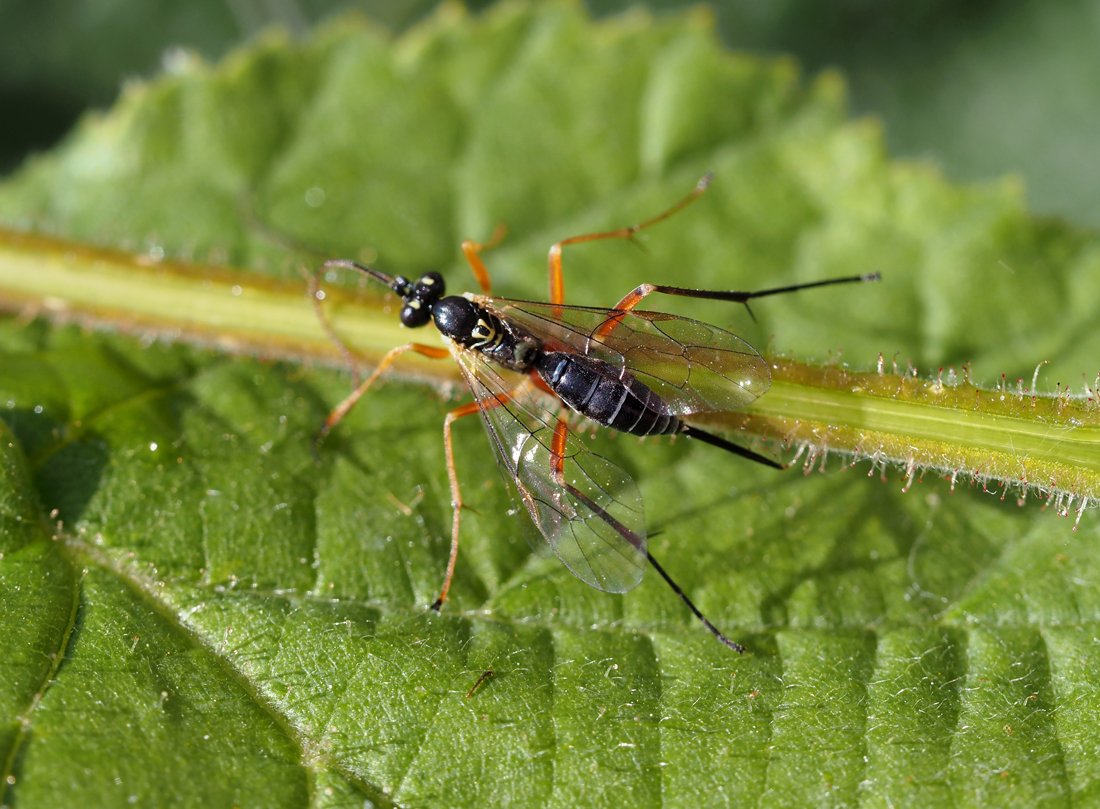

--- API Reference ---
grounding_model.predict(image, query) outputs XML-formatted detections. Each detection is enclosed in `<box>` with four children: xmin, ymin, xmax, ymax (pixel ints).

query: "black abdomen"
<box><xmin>535</xmin><ymin>352</ymin><xmax>680</xmax><ymax>436</ymax></box>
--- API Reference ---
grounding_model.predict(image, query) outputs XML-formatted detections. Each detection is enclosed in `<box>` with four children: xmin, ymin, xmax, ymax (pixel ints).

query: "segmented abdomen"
<box><xmin>535</xmin><ymin>352</ymin><xmax>680</xmax><ymax>436</ymax></box>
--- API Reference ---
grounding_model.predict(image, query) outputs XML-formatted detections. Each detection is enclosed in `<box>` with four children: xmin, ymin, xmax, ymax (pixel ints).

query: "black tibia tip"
<box><xmin>429</xmin><ymin>597</ymin><xmax>444</xmax><ymax>612</ymax></box>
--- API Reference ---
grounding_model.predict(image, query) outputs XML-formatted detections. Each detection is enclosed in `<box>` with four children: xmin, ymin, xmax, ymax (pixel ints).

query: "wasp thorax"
<box><xmin>431</xmin><ymin>296</ymin><xmax>481</xmax><ymax>342</ymax></box>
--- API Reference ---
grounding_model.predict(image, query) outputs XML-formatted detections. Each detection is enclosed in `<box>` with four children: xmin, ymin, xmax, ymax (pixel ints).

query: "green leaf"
<box><xmin>1</xmin><ymin>4</ymin><xmax>1098</xmax><ymax>806</ymax></box>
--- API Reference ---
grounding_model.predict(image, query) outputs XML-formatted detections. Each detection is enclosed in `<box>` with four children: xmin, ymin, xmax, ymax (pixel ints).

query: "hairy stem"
<box><xmin>2</xmin><ymin>227</ymin><xmax>1097</xmax><ymax>517</ymax></box>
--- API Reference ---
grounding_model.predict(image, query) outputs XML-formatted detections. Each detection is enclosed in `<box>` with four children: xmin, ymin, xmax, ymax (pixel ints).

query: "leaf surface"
<box><xmin>1</xmin><ymin>5</ymin><xmax>1099</xmax><ymax>807</ymax></box>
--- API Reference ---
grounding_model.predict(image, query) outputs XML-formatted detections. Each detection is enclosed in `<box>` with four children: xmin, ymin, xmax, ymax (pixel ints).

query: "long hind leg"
<box><xmin>546</xmin><ymin>175</ymin><xmax>713</xmax><ymax>308</ymax></box>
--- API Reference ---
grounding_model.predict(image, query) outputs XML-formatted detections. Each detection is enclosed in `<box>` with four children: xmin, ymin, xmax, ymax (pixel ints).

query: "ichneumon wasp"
<box><xmin>315</xmin><ymin>175</ymin><xmax>878</xmax><ymax>651</ymax></box>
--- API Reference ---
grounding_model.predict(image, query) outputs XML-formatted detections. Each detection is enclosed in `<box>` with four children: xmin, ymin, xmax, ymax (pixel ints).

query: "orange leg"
<box><xmin>317</xmin><ymin>342</ymin><xmax>450</xmax><ymax>444</ymax></box>
<box><xmin>460</xmin><ymin>223</ymin><xmax>508</xmax><ymax>295</ymax></box>
<box><xmin>434</xmin><ymin>387</ymin><xmax>516</xmax><ymax>610</ymax></box>
<box><xmin>317</xmin><ymin>336</ymin><xmax>517</xmax><ymax>611</ymax></box>
<box><xmin>317</xmin><ymin>337</ymin><xmax>518</xmax><ymax>611</ymax></box>
<box><xmin>433</xmin><ymin>399</ymin><xmax>483</xmax><ymax>609</ymax></box>
<box><xmin>547</xmin><ymin>415</ymin><xmax>644</xmax><ymax>550</ymax></box>
<box><xmin>609</xmin><ymin>283</ymin><xmax>660</xmax><ymax>314</ymax></box>
<box><xmin>529</xmin><ymin>372</ymin><xmax>556</xmax><ymax>397</ymax></box>
<box><xmin>549</xmin><ymin>416</ymin><xmax>570</xmax><ymax>481</ymax></box>
<box><xmin>546</xmin><ymin>174</ymin><xmax>712</xmax><ymax>307</ymax></box>
<box><xmin>590</xmin><ymin>283</ymin><xmax>662</xmax><ymax>342</ymax></box>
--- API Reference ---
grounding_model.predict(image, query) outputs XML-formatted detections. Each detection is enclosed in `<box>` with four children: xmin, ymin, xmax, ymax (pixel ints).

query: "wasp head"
<box><xmin>394</xmin><ymin>272</ymin><xmax>445</xmax><ymax>328</ymax></box>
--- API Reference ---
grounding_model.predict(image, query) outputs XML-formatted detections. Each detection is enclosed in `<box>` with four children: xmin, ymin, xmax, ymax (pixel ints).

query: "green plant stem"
<box><xmin>2</xmin><ymin>227</ymin><xmax>1097</xmax><ymax>510</ymax></box>
<box><xmin>700</xmin><ymin>364</ymin><xmax>1099</xmax><ymax>520</ymax></box>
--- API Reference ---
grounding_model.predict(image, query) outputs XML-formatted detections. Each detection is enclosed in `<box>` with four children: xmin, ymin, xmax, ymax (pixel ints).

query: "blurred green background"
<box><xmin>3</xmin><ymin>0</ymin><xmax>1098</xmax><ymax>227</ymax></box>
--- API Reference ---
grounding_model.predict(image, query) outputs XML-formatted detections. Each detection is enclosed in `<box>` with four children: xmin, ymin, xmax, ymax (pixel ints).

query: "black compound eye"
<box><xmin>400</xmin><ymin>300</ymin><xmax>432</xmax><ymax>328</ymax></box>
<box><xmin>414</xmin><ymin>272</ymin><xmax>445</xmax><ymax>300</ymax></box>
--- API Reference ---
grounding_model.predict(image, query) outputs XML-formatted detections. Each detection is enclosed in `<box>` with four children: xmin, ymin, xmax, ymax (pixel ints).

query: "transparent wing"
<box><xmin>482</xmin><ymin>297</ymin><xmax>770</xmax><ymax>416</ymax></box>
<box><xmin>450</xmin><ymin>344</ymin><xmax>647</xmax><ymax>593</ymax></box>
